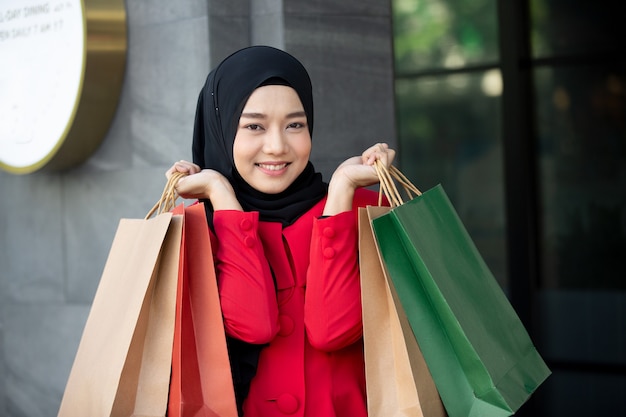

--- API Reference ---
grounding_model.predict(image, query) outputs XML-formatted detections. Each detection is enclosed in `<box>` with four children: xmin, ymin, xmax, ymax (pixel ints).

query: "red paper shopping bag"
<box><xmin>168</xmin><ymin>202</ymin><xmax>238</xmax><ymax>417</ymax></box>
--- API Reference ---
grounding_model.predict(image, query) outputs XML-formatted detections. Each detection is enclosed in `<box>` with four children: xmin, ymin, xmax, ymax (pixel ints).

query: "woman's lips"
<box><xmin>256</xmin><ymin>162</ymin><xmax>290</xmax><ymax>175</ymax></box>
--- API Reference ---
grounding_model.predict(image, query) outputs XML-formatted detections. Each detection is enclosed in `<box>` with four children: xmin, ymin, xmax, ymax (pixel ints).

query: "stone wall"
<box><xmin>0</xmin><ymin>0</ymin><xmax>396</xmax><ymax>415</ymax></box>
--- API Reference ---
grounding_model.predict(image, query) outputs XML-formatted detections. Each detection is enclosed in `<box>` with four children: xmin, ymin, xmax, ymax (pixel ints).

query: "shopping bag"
<box><xmin>370</xmin><ymin>163</ymin><xmax>551</xmax><ymax>417</ymax></box>
<box><xmin>58</xmin><ymin>177</ymin><xmax>184</xmax><ymax>417</ymax></box>
<box><xmin>168</xmin><ymin>202</ymin><xmax>238</xmax><ymax>417</ymax></box>
<box><xmin>359</xmin><ymin>206</ymin><xmax>447</xmax><ymax>417</ymax></box>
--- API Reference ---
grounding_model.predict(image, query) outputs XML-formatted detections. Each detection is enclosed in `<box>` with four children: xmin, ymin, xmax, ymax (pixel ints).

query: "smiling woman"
<box><xmin>165</xmin><ymin>46</ymin><xmax>396</xmax><ymax>417</ymax></box>
<box><xmin>233</xmin><ymin>85</ymin><xmax>312</xmax><ymax>195</ymax></box>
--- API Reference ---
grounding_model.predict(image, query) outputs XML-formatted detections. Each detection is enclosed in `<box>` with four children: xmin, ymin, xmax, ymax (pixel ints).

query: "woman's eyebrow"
<box><xmin>240</xmin><ymin>112</ymin><xmax>265</xmax><ymax>119</ymax></box>
<box><xmin>240</xmin><ymin>111</ymin><xmax>306</xmax><ymax>119</ymax></box>
<box><xmin>286</xmin><ymin>111</ymin><xmax>307</xmax><ymax>119</ymax></box>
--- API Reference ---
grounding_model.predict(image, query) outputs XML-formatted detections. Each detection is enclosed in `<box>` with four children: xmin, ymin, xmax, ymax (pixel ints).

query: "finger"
<box><xmin>165</xmin><ymin>165</ymin><xmax>177</xmax><ymax>179</ymax></box>
<box><xmin>378</xmin><ymin>148</ymin><xmax>395</xmax><ymax>166</ymax></box>
<box><xmin>363</xmin><ymin>142</ymin><xmax>392</xmax><ymax>165</ymax></box>
<box><xmin>361</xmin><ymin>144</ymin><xmax>378</xmax><ymax>164</ymax></box>
<box><xmin>369</xmin><ymin>142</ymin><xmax>388</xmax><ymax>154</ymax></box>
<box><xmin>176</xmin><ymin>161</ymin><xmax>201</xmax><ymax>173</ymax></box>
<box><xmin>166</xmin><ymin>160</ymin><xmax>194</xmax><ymax>179</ymax></box>
<box><xmin>184</xmin><ymin>161</ymin><xmax>202</xmax><ymax>174</ymax></box>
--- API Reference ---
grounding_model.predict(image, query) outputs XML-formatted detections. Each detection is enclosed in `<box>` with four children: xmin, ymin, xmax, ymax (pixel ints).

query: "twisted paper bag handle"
<box><xmin>145</xmin><ymin>171</ymin><xmax>188</xmax><ymax>219</ymax></box>
<box><xmin>373</xmin><ymin>160</ymin><xmax>422</xmax><ymax>207</ymax></box>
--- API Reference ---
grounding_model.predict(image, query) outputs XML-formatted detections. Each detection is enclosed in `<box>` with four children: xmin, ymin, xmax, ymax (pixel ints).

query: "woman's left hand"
<box><xmin>331</xmin><ymin>142</ymin><xmax>396</xmax><ymax>190</ymax></box>
<box><xmin>323</xmin><ymin>143</ymin><xmax>395</xmax><ymax>216</ymax></box>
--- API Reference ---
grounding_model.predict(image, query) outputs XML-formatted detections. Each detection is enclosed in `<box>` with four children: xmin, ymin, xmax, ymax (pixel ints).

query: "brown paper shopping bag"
<box><xmin>58</xmin><ymin>176</ymin><xmax>184</xmax><ymax>417</ymax></box>
<box><xmin>359</xmin><ymin>206</ymin><xmax>447</xmax><ymax>417</ymax></box>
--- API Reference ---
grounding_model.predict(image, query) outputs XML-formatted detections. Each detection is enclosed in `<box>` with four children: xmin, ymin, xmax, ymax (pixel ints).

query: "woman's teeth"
<box><xmin>258</xmin><ymin>163</ymin><xmax>287</xmax><ymax>171</ymax></box>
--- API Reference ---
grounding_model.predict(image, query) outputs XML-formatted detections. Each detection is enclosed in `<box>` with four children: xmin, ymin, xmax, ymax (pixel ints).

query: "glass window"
<box><xmin>530</xmin><ymin>0</ymin><xmax>625</xmax><ymax>58</ymax></box>
<box><xmin>393</xmin><ymin>0</ymin><xmax>499</xmax><ymax>74</ymax></box>
<box><xmin>534</xmin><ymin>64</ymin><xmax>626</xmax><ymax>290</ymax></box>
<box><xmin>394</xmin><ymin>1</ymin><xmax>626</xmax><ymax>415</ymax></box>
<box><xmin>395</xmin><ymin>71</ymin><xmax>508</xmax><ymax>286</ymax></box>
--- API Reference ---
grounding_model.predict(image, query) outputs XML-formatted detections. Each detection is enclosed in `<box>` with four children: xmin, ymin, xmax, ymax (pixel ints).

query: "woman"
<box><xmin>167</xmin><ymin>45</ymin><xmax>394</xmax><ymax>417</ymax></box>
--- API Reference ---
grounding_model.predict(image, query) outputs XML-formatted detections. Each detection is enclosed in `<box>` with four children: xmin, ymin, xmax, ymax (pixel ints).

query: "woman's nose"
<box><xmin>263</xmin><ymin>129</ymin><xmax>288</xmax><ymax>154</ymax></box>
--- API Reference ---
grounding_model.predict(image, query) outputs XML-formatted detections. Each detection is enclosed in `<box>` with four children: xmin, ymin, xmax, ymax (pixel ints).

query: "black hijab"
<box><xmin>191</xmin><ymin>45</ymin><xmax>327</xmax><ymax>227</ymax></box>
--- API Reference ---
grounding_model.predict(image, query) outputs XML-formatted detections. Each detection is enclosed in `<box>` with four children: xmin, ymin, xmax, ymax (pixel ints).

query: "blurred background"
<box><xmin>393</xmin><ymin>1</ymin><xmax>625</xmax><ymax>415</ymax></box>
<box><xmin>0</xmin><ymin>0</ymin><xmax>624</xmax><ymax>416</ymax></box>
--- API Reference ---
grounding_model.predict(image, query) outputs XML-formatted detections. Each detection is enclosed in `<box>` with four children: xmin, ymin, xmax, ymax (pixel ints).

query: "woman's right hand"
<box><xmin>165</xmin><ymin>161</ymin><xmax>243</xmax><ymax>210</ymax></box>
<box><xmin>166</xmin><ymin>160</ymin><xmax>202</xmax><ymax>178</ymax></box>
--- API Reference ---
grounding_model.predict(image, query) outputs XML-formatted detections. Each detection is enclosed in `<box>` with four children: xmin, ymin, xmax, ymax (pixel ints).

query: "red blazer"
<box><xmin>211</xmin><ymin>188</ymin><xmax>382</xmax><ymax>417</ymax></box>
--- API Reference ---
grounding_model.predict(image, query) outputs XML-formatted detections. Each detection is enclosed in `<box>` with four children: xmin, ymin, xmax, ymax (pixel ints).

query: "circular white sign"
<box><xmin>0</xmin><ymin>0</ymin><xmax>85</xmax><ymax>171</ymax></box>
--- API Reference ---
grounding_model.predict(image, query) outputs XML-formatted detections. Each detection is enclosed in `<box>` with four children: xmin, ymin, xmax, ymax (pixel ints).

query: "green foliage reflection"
<box><xmin>393</xmin><ymin>0</ymin><xmax>498</xmax><ymax>73</ymax></box>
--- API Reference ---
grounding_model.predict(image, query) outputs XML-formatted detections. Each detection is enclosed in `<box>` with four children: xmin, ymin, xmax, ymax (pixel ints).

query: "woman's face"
<box><xmin>233</xmin><ymin>85</ymin><xmax>312</xmax><ymax>194</ymax></box>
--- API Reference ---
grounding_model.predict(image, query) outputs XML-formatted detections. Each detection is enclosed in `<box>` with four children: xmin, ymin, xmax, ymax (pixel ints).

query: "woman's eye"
<box><xmin>288</xmin><ymin>122</ymin><xmax>305</xmax><ymax>129</ymax></box>
<box><xmin>246</xmin><ymin>124</ymin><xmax>262</xmax><ymax>131</ymax></box>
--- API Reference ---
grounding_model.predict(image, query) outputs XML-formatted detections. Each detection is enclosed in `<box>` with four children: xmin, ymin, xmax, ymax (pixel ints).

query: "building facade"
<box><xmin>0</xmin><ymin>1</ymin><xmax>397</xmax><ymax>415</ymax></box>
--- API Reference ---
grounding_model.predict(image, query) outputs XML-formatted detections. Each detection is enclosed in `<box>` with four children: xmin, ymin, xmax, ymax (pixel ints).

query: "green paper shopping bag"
<box><xmin>369</xmin><ymin>163</ymin><xmax>550</xmax><ymax>417</ymax></box>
